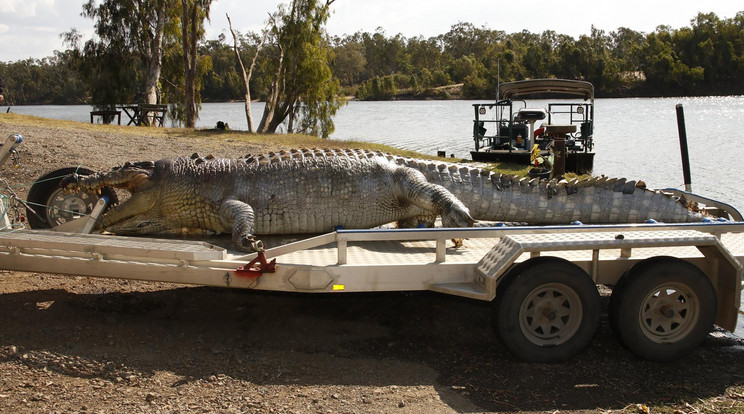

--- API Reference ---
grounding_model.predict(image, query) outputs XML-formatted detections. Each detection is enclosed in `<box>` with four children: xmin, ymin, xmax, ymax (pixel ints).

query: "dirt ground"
<box><xmin>0</xmin><ymin>114</ymin><xmax>743</xmax><ymax>413</ymax></box>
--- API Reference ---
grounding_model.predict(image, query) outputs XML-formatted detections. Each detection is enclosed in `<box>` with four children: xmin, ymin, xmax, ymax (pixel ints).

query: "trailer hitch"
<box><xmin>235</xmin><ymin>241</ymin><xmax>276</xmax><ymax>278</ymax></box>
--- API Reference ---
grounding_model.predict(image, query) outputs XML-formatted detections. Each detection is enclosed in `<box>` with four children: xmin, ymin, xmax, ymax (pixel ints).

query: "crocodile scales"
<box><xmin>62</xmin><ymin>148</ymin><xmax>702</xmax><ymax>251</ymax></box>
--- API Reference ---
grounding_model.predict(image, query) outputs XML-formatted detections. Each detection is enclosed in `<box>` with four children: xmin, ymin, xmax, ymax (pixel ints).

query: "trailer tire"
<box><xmin>26</xmin><ymin>167</ymin><xmax>117</xmax><ymax>229</ymax></box>
<box><xmin>608</xmin><ymin>257</ymin><xmax>716</xmax><ymax>362</ymax></box>
<box><xmin>493</xmin><ymin>258</ymin><xmax>601</xmax><ymax>362</ymax></box>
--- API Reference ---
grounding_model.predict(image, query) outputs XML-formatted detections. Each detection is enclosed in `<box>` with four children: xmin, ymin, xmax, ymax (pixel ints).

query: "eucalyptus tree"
<box><xmin>257</xmin><ymin>0</ymin><xmax>344</xmax><ymax>138</ymax></box>
<box><xmin>81</xmin><ymin>0</ymin><xmax>178</xmax><ymax>105</ymax></box>
<box><xmin>330</xmin><ymin>37</ymin><xmax>367</xmax><ymax>86</ymax></box>
<box><xmin>640</xmin><ymin>25</ymin><xmax>704</xmax><ymax>94</ymax></box>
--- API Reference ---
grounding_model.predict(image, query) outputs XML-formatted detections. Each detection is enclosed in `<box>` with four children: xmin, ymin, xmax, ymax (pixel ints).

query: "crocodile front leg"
<box><xmin>393</xmin><ymin>167</ymin><xmax>475</xmax><ymax>228</ymax></box>
<box><xmin>219</xmin><ymin>198</ymin><xmax>259</xmax><ymax>252</ymax></box>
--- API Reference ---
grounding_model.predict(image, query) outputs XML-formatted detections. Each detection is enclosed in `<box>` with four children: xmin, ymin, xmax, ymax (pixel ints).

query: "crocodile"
<box><xmin>61</xmin><ymin>148</ymin><xmax>703</xmax><ymax>251</ymax></box>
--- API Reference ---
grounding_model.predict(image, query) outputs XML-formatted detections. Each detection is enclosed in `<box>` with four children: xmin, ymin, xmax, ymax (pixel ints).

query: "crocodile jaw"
<box><xmin>100</xmin><ymin>191</ymin><xmax>166</xmax><ymax>235</ymax></box>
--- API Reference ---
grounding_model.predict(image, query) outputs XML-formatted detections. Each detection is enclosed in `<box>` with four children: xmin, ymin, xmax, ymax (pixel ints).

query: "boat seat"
<box><xmin>545</xmin><ymin>124</ymin><xmax>577</xmax><ymax>135</ymax></box>
<box><xmin>514</xmin><ymin>108</ymin><xmax>547</xmax><ymax>122</ymax></box>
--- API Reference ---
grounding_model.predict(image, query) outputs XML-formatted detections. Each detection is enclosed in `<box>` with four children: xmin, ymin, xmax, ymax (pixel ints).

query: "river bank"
<box><xmin>0</xmin><ymin>113</ymin><xmax>743</xmax><ymax>413</ymax></box>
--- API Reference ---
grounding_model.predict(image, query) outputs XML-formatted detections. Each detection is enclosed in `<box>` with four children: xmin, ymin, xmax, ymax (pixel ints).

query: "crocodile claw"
<box><xmin>239</xmin><ymin>235</ymin><xmax>265</xmax><ymax>253</ymax></box>
<box><xmin>441</xmin><ymin>205</ymin><xmax>476</xmax><ymax>228</ymax></box>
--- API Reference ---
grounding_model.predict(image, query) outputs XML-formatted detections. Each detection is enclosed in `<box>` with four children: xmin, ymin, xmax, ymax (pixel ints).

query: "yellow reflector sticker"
<box><xmin>332</xmin><ymin>284</ymin><xmax>345</xmax><ymax>291</ymax></box>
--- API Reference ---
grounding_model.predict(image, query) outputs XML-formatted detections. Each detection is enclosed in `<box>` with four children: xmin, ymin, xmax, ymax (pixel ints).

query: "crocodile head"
<box><xmin>62</xmin><ymin>160</ymin><xmax>174</xmax><ymax>235</ymax></box>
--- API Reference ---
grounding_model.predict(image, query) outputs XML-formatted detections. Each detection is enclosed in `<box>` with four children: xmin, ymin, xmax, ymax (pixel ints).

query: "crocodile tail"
<box><xmin>399</xmin><ymin>158</ymin><xmax>703</xmax><ymax>224</ymax></box>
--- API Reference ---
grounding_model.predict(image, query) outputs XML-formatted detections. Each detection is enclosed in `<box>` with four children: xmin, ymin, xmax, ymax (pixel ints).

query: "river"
<box><xmin>7</xmin><ymin>97</ymin><xmax>744</xmax><ymax>336</ymax></box>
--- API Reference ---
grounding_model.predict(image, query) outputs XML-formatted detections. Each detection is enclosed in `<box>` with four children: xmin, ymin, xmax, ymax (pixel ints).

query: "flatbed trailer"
<box><xmin>0</xmin><ymin>221</ymin><xmax>742</xmax><ymax>362</ymax></box>
<box><xmin>1</xmin><ymin>134</ymin><xmax>742</xmax><ymax>362</ymax></box>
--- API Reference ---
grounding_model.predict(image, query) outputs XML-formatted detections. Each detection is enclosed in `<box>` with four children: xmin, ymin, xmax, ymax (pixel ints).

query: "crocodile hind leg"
<box><xmin>392</xmin><ymin>167</ymin><xmax>475</xmax><ymax>228</ymax></box>
<box><xmin>219</xmin><ymin>198</ymin><xmax>259</xmax><ymax>252</ymax></box>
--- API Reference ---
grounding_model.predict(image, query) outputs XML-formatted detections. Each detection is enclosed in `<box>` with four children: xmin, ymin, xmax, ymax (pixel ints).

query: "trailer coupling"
<box><xmin>235</xmin><ymin>250</ymin><xmax>277</xmax><ymax>278</ymax></box>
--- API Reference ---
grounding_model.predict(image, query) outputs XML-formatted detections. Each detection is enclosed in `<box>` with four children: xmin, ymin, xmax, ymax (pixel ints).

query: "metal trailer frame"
<box><xmin>0</xmin><ymin>222</ymin><xmax>741</xmax><ymax>332</ymax></box>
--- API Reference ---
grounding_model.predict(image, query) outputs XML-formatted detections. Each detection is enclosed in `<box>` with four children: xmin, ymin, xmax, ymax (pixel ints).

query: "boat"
<box><xmin>470</xmin><ymin>78</ymin><xmax>595</xmax><ymax>174</ymax></box>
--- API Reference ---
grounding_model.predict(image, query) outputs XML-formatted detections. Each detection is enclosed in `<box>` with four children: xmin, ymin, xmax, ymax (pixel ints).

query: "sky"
<box><xmin>0</xmin><ymin>0</ymin><xmax>742</xmax><ymax>62</ymax></box>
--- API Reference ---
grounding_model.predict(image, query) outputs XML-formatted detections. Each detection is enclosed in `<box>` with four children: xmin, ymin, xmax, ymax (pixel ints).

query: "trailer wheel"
<box><xmin>493</xmin><ymin>258</ymin><xmax>601</xmax><ymax>362</ymax></box>
<box><xmin>609</xmin><ymin>257</ymin><xmax>717</xmax><ymax>362</ymax></box>
<box><xmin>26</xmin><ymin>167</ymin><xmax>117</xmax><ymax>229</ymax></box>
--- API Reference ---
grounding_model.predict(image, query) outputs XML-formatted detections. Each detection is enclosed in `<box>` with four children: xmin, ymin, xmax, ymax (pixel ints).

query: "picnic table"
<box><xmin>118</xmin><ymin>104</ymin><xmax>167</xmax><ymax>126</ymax></box>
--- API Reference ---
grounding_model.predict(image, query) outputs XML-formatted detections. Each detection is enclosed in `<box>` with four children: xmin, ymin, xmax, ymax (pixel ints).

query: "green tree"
<box><xmin>331</xmin><ymin>38</ymin><xmax>367</xmax><ymax>86</ymax></box>
<box><xmin>359</xmin><ymin>29</ymin><xmax>405</xmax><ymax>78</ymax></box>
<box><xmin>79</xmin><ymin>0</ymin><xmax>177</xmax><ymax>106</ymax></box>
<box><xmin>257</xmin><ymin>0</ymin><xmax>345</xmax><ymax>138</ymax></box>
<box><xmin>640</xmin><ymin>27</ymin><xmax>704</xmax><ymax>94</ymax></box>
<box><xmin>200</xmin><ymin>36</ymin><xmax>244</xmax><ymax>102</ymax></box>
<box><xmin>0</xmin><ymin>52</ymin><xmax>88</xmax><ymax>105</ymax></box>
<box><xmin>448</xmin><ymin>54</ymin><xmax>483</xmax><ymax>83</ymax></box>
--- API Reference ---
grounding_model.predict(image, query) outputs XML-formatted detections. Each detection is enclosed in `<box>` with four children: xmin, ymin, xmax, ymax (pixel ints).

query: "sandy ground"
<box><xmin>0</xmin><ymin>114</ymin><xmax>743</xmax><ymax>413</ymax></box>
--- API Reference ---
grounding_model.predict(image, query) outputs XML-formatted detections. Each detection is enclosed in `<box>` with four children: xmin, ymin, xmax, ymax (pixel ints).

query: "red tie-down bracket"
<box><xmin>235</xmin><ymin>249</ymin><xmax>276</xmax><ymax>279</ymax></box>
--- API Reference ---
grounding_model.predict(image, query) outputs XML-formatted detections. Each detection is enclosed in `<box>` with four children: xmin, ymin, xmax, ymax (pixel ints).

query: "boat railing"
<box><xmin>546</xmin><ymin>103</ymin><xmax>594</xmax><ymax>152</ymax></box>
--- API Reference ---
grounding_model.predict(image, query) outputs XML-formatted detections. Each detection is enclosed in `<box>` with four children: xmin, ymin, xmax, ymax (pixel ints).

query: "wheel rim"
<box><xmin>45</xmin><ymin>188</ymin><xmax>97</xmax><ymax>226</ymax></box>
<box><xmin>639</xmin><ymin>282</ymin><xmax>700</xmax><ymax>344</ymax></box>
<box><xmin>519</xmin><ymin>283</ymin><xmax>583</xmax><ymax>346</ymax></box>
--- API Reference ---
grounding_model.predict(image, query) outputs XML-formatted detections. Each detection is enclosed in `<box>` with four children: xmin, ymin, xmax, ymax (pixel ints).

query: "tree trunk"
<box><xmin>227</xmin><ymin>13</ymin><xmax>265</xmax><ymax>133</ymax></box>
<box><xmin>143</xmin><ymin>4</ymin><xmax>166</xmax><ymax>126</ymax></box>
<box><xmin>257</xmin><ymin>46</ymin><xmax>284</xmax><ymax>133</ymax></box>
<box><xmin>181</xmin><ymin>0</ymin><xmax>197</xmax><ymax>128</ymax></box>
<box><xmin>144</xmin><ymin>7</ymin><xmax>166</xmax><ymax>105</ymax></box>
<box><xmin>265</xmin><ymin>99</ymin><xmax>290</xmax><ymax>133</ymax></box>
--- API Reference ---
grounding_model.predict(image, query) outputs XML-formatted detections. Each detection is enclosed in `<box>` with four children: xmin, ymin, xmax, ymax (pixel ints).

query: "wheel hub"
<box><xmin>639</xmin><ymin>283</ymin><xmax>699</xmax><ymax>343</ymax></box>
<box><xmin>46</xmin><ymin>188</ymin><xmax>96</xmax><ymax>226</ymax></box>
<box><xmin>520</xmin><ymin>283</ymin><xmax>583</xmax><ymax>346</ymax></box>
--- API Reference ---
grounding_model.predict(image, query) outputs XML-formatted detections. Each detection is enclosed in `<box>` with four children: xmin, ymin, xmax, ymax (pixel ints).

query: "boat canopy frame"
<box><xmin>498</xmin><ymin>78</ymin><xmax>594</xmax><ymax>101</ymax></box>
